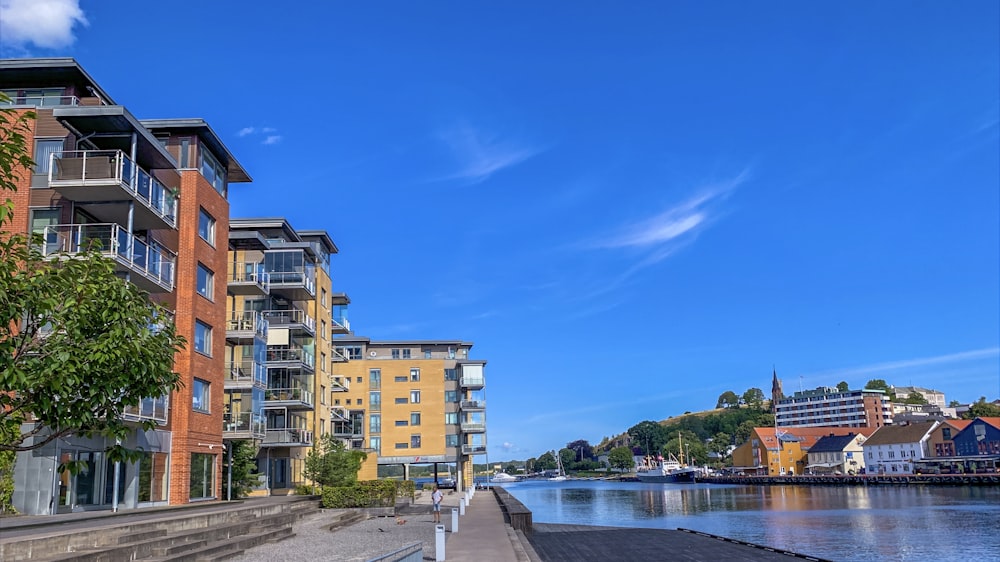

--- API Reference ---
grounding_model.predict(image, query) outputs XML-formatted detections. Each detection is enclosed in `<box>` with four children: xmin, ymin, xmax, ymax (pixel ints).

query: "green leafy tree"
<box><xmin>864</xmin><ymin>379</ymin><xmax>896</xmax><ymax>401</ymax></box>
<box><xmin>903</xmin><ymin>391</ymin><xmax>929</xmax><ymax>405</ymax></box>
<box><xmin>535</xmin><ymin>451</ymin><xmax>557</xmax><ymax>470</ymax></box>
<box><xmin>628</xmin><ymin>420</ymin><xmax>668</xmax><ymax>455</ymax></box>
<box><xmin>525</xmin><ymin>457</ymin><xmax>536</xmax><ymax>473</ymax></box>
<box><xmin>505</xmin><ymin>463</ymin><xmax>518</xmax><ymax>474</ymax></box>
<box><xmin>304</xmin><ymin>435</ymin><xmax>368</xmax><ymax>487</ymax></box>
<box><xmin>222</xmin><ymin>440</ymin><xmax>261</xmax><ymax>499</ymax></box>
<box><xmin>836</xmin><ymin>381</ymin><xmax>850</xmax><ymax>392</ymax></box>
<box><xmin>742</xmin><ymin>388</ymin><xmax>766</xmax><ymax>410</ymax></box>
<box><xmin>716</xmin><ymin>391</ymin><xmax>740</xmax><ymax>409</ymax></box>
<box><xmin>709</xmin><ymin>432</ymin><xmax>732</xmax><ymax>458</ymax></box>
<box><xmin>0</xmin><ymin>101</ymin><xmax>184</xmax><ymax>472</ymax></box>
<box><xmin>963</xmin><ymin>397</ymin><xmax>1000</xmax><ymax>420</ymax></box>
<box><xmin>608</xmin><ymin>446</ymin><xmax>634</xmax><ymax>473</ymax></box>
<box><xmin>948</xmin><ymin>400</ymin><xmax>961</xmax><ymax>408</ymax></box>
<box><xmin>734</xmin><ymin>420</ymin><xmax>758</xmax><ymax>445</ymax></box>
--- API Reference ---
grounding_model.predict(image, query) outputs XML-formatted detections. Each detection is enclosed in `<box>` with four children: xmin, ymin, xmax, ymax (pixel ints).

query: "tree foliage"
<box><xmin>304</xmin><ymin>435</ymin><xmax>367</xmax><ymax>487</ymax></box>
<box><xmin>742</xmin><ymin>388</ymin><xmax>766</xmax><ymax>410</ymax></box>
<box><xmin>628</xmin><ymin>420</ymin><xmax>669</xmax><ymax>455</ymax></box>
<box><xmin>716</xmin><ymin>390</ymin><xmax>740</xmax><ymax>409</ymax></box>
<box><xmin>0</xmin><ymin>101</ymin><xmax>184</xmax><ymax>468</ymax></box>
<box><xmin>608</xmin><ymin>446</ymin><xmax>634</xmax><ymax>473</ymax></box>
<box><xmin>836</xmin><ymin>381</ymin><xmax>850</xmax><ymax>392</ymax></box>
<box><xmin>963</xmin><ymin>397</ymin><xmax>1000</xmax><ymax>420</ymax></box>
<box><xmin>222</xmin><ymin>440</ymin><xmax>261</xmax><ymax>499</ymax></box>
<box><xmin>535</xmin><ymin>451</ymin><xmax>557</xmax><ymax>470</ymax></box>
<box><xmin>903</xmin><ymin>391</ymin><xmax>928</xmax><ymax>405</ymax></box>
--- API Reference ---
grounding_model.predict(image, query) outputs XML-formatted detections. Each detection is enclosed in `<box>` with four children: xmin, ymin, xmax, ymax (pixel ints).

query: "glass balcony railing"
<box><xmin>49</xmin><ymin>151</ymin><xmax>178</xmax><ymax>228</ymax></box>
<box><xmin>262</xmin><ymin>428</ymin><xmax>313</xmax><ymax>446</ymax></box>
<box><xmin>264</xmin><ymin>386</ymin><xmax>313</xmax><ymax>406</ymax></box>
<box><xmin>460</xmin><ymin>399</ymin><xmax>486</xmax><ymax>410</ymax></box>
<box><xmin>266</xmin><ymin>348</ymin><xmax>315</xmax><ymax>369</ymax></box>
<box><xmin>227</xmin><ymin>310</ymin><xmax>267</xmax><ymax>338</ymax></box>
<box><xmin>225</xmin><ymin>358</ymin><xmax>266</xmax><ymax>387</ymax></box>
<box><xmin>42</xmin><ymin>223</ymin><xmax>176</xmax><ymax>291</ymax></box>
<box><xmin>267</xmin><ymin>269</ymin><xmax>316</xmax><ymax>296</ymax></box>
<box><xmin>261</xmin><ymin>308</ymin><xmax>315</xmax><ymax>332</ymax></box>
<box><xmin>123</xmin><ymin>395</ymin><xmax>168</xmax><ymax>425</ymax></box>
<box><xmin>227</xmin><ymin>261</ymin><xmax>270</xmax><ymax>293</ymax></box>
<box><xmin>223</xmin><ymin>412</ymin><xmax>265</xmax><ymax>437</ymax></box>
<box><xmin>460</xmin><ymin>375</ymin><xmax>486</xmax><ymax>388</ymax></box>
<box><xmin>462</xmin><ymin>444</ymin><xmax>487</xmax><ymax>455</ymax></box>
<box><xmin>0</xmin><ymin>94</ymin><xmax>82</xmax><ymax>107</ymax></box>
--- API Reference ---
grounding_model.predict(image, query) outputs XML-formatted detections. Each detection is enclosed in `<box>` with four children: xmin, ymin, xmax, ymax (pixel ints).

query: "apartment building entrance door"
<box><xmin>56</xmin><ymin>451</ymin><xmax>125</xmax><ymax>513</ymax></box>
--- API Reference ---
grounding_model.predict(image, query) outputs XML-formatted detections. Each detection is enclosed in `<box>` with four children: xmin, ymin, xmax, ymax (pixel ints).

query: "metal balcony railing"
<box><xmin>227</xmin><ymin>310</ymin><xmax>267</xmax><ymax>338</ymax></box>
<box><xmin>268</xmin><ymin>269</ymin><xmax>316</xmax><ymax>296</ymax></box>
<box><xmin>227</xmin><ymin>261</ymin><xmax>270</xmax><ymax>293</ymax></box>
<box><xmin>460</xmin><ymin>422</ymin><xmax>486</xmax><ymax>433</ymax></box>
<box><xmin>261</xmin><ymin>308</ymin><xmax>315</xmax><ymax>332</ymax></box>
<box><xmin>223</xmin><ymin>412</ymin><xmax>265</xmax><ymax>437</ymax></box>
<box><xmin>49</xmin><ymin>150</ymin><xmax>178</xmax><ymax>228</ymax></box>
<box><xmin>225</xmin><ymin>359</ymin><xmax>266</xmax><ymax>387</ymax></box>
<box><xmin>266</xmin><ymin>348</ymin><xmax>315</xmax><ymax>369</ymax></box>
<box><xmin>123</xmin><ymin>395</ymin><xmax>169</xmax><ymax>425</ymax></box>
<box><xmin>264</xmin><ymin>386</ymin><xmax>314</xmax><ymax>406</ymax></box>
<box><xmin>0</xmin><ymin>94</ymin><xmax>84</xmax><ymax>107</ymax></box>
<box><xmin>262</xmin><ymin>428</ymin><xmax>313</xmax><ymax>446</ymax></box>
<box><xmin>42</xmin><ymin>223</ymin><xmax>176</xmax><ymax>291</ymax></box>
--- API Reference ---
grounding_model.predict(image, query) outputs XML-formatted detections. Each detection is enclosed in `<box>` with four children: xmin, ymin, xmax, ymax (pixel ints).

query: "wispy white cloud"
<box><xmin>798</xmin><ymin>347</ymin><xmax>1000</xmax><ymax>387</ymax></box>
<box><xmin>0</xmin><ymin>0</ymin><xmax>87</xmax><ymax>50</ymax></box>
<box><xmin>435</xmin><ymin>123</ymin><xmax>543</xmax><ymax>184</ymax></box>
<box><xmin>236</xmin><ymin>126</ymin><xmax>282</xmax><ymax>145</ymax></box>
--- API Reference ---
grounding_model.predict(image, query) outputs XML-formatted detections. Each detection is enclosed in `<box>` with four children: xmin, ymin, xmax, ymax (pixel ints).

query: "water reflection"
<box><xmin>504</xmin><ymin>480</ymin><xmax>1000</xmax><ymax>561</ymax></box>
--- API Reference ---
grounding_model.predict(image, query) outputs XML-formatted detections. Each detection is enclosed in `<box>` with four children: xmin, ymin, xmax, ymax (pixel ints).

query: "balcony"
<box><xmin>226</xmin><ymin>310</ymin><xmax>267</xmax><ymax>343</ymax></box>
<box><xmin>462</xmin><ymin>444</ymin><xmax>487</xmax><ymax>455</ymax></box>
<box><xmin>330</xmin><ymin>375</ymin><xmax>350</xmax><ymax>392</ymax></box>
<box><xmin>460</xmin><ymin>375</ymin><xmax>485</xmax><ymax>389</ymax></box>
<box><xmin>225</xmin><ymin>359</ymin><xmax>266</xmax><ymax>389</ymax></box>
<box><xmin>460</xmin><ymin>399</ymin><xmax>485</xmax><ymax>411</ymax></box>
<box><xmin>223</xmin><ymin>412</ymin><xmax>265</xmax><ymax>440</ymax></box>
<box><xmin>331</xmin><ymin>348</ymin><xmax>349</xmax><ymax>363</ymax></box>
<box><xmin>330</xmin><ymin>407</ymin><xmax>350</xmax><ymax>422</ymax></box>
<box><xmin>266</xmin><ymin>347</ymin><xmax>315</xmax><ymax>371</ymax></box>
<box><xmin>261</xmin><ymin>428</ymin><xmax>314</xmax><ymax>447</ymax></box>
<box><xmin>123</xmin><ymin>395</ymin><xmax>168</xmax><ymax>425</ymax></box>
<box><xmin>49</xmin><ymin>151</ymin><xmax>178</xmax><ymax>230</ymax></box>
<box><xmin>460</xmin><ymin>422</ymin><xmax>486</xmax><ymax>433</ymax></box>
<box><xmin>228</xmin><ymin>262</ymin><xmax>270</xmax><ymax>296</ymax></box>
<box><xmin>267</xmin><ymin>269</ymin><xmax>316</xmax><ymax>301</ymax></box>
<box><xmin>261</xmin><ymin>308</ymin><xmax>315</xmax><ymax>335</ymax></box>
<box><xmin>331</xmin><ymin>305</ymin><xmax>350</xmax><ymax>335</ymax></box>
<box><xmin>42</xmin><ymin>223</ymin><xmax>176</xmax><ymax>293</ymax></box>
<box><xmin>264</xmin><ymin>386</ymin><xmax>314</xmax><ymax>410</ymax></box>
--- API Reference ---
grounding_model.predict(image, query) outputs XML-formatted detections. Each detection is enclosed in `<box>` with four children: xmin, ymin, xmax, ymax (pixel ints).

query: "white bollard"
<box><xmin>451</xmin><ymin>507</ymin><xmax>459</xmax><ymax>533</ymax></box>
<box><xmin>435</xmin><ymin>524</ymin><xmax>446</xmax><ymax>561</ymax></box>
<box><xmin>459</xmin><ymin>497</ymin><xmax>466</xmax><ymax>516</ymax></box>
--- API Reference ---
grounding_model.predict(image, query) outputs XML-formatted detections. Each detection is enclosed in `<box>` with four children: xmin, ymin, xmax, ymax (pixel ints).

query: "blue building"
<box><xmin>952</xmin><ymin>417</ymin><xmax>1000</xmax><ymax>457</ymax></box>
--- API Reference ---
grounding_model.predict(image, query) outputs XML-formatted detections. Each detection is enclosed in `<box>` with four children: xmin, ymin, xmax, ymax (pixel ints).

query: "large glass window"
<box><xmin>410</xmin><ymin>412</ymin><xmax>421</xmax><ymax>426</ymax></box>
<box><xmin>30</xmin><ymin>208</ymin><xmax>60</xmax><ymax>253</ymax></box>
<box><xmin>137</xmin><ymin>452</ymin><xmax>168</xmax><ymax>503</ymax></box>
<box><xmin>445</xmin><ymin>412</ymin><xmax>458</xmax><ymax>425</ymax></box>
<box><xmin>444</xmin><ymin>369</ymin><xmax>457</xmax><ymax>381</ymax></box>
<box><xmin>410</xmin><ymin>390</ymin><xmax>421</xmax><ymax>404</ymax></box>
<box><xmin>196</xmin><ymin>263</ymin><xmax>214</xmax><ymax>299</ymax></box>
<box><xmin>194</xmin><ymin>320</ymin><xmax>212</xmax><ymax>355</ymax></box>
<box><xmin>370</xmin><ymin>436</ymin><xmax>380</xmax><ymax>453</ymax></box>
<box><xmin>445</xmin><ymin>434</ymin><xmax>459</xmax><ymax>447</ymax></box>
<box><xmin>402</xmin><ymin>349</ymin><xmax>411</xmax><ymax>359</ymax></box>
<box><xmin>190</xmin><ymin>453</ymin><xmax>215</xmax><ymax>499</ymax></box>
<box><xmin>444</xmin><ymin>391</ymin><xmax>458</xmax><ymax>403</ymax></box>
<box><xmin>410</xmin><ymin>434</ymin><xmax>421</xmax><ymax>448</ymax></box>
<box><xmin>198</xmin><ymin>208</ymin><xmax>215</xmax><ymax>245</ymax></box>
<box><xmin>369</xmin><ymin>391</ymin><xmax>381</xmax><ymax>410</ymax></box>
<box><xmin>193</xmin><ymin>378</ymin><xmax>210</xmax><ymax>412</ymax></box>
<box><xmin>34</xmin><ymin>139</ymin><xmax>63</xmax><ymax>175</ymax></box>
<box><xmin>369</xmin><ymin>369</ymin><xmax>381</xmax><ymax>389</ymax></box>
<box><xmin>410</xmin><ymin>368</ymin><xmax>420</xmax><ymax>382</ymax></box>
<box><xmin>198</xmin><ymin>147</ymin><xmax>227</xmax><ymax>196</ymax></box>
<box><xmin>369</xmin><ymin>414</ymin><xmax>381</xmax><ymax>434</ymax></box>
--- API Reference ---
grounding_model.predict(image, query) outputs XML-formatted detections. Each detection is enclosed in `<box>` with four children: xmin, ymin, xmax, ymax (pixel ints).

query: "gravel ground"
<box><xmin>235</xmin><ymin>508</ymin><xmax>446</xmax><ymax>561</ymax></box>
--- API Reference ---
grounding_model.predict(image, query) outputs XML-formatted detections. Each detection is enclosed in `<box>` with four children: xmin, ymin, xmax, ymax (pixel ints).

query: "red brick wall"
<box><xmin>1</xmin><ymin>108</ymin><xmax>39</xmax><ymax>236</ymax></box>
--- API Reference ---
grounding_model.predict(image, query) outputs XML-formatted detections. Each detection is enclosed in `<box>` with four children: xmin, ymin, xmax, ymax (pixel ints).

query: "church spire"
<box><xmin>771</xmin><ymin>367</ymin><xmax>784</xmax><ymax>413</ymax></box>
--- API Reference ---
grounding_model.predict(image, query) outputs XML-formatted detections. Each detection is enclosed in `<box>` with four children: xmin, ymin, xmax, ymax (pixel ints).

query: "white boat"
<box><xmin>549</xmin><ymin>451</ymin><xmax>568</xmax><ymax>481</ymax></box>
<box><xmin>635</xmin><ymin>432</ymin><xmax>698</xmax><ymax>483</ymax></box>
<box><xmin>491</xmin><ymin>472</ymin><xmax>519</xmax><ymax>483</ymax></box>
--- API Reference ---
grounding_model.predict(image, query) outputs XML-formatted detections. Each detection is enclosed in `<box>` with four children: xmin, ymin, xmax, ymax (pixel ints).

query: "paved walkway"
<box><xmin>444</xmin><ymin>490</ymin><xmax>522</xmax><ymax>561</ymax></box>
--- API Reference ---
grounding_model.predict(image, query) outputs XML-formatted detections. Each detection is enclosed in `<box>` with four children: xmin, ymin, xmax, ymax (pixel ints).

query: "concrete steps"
<box><xmin>1</xmin><ymin>499</ymin><xmax>318</xmax><ymax>561</ymax></box>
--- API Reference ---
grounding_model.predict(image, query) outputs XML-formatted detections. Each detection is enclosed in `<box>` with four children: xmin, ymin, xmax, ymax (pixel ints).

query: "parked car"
<box><xmin>437</xmin><ymin>477</ymin><xmax>456</xmax><ymax>489</ymax></box>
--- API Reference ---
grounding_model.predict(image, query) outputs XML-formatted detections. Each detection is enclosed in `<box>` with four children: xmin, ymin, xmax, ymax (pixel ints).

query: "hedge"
<box><xmin>321</xmin><ymin>479</ymin><xmax>414</xmax><ymax>509</ymax></box>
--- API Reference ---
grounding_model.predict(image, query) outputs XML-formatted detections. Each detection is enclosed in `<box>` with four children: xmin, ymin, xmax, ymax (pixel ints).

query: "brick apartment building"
<box><xmin>1</xmin><ymin>58</ymin><xmax>249</xmax><ymax>514</ymax></box>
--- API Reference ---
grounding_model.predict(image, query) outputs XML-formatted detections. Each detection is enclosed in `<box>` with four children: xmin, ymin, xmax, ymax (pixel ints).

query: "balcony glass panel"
<box><xmin>42</xmin><ymin>223</ymin><xmax>176</xmax><ymax>290</ymax></box>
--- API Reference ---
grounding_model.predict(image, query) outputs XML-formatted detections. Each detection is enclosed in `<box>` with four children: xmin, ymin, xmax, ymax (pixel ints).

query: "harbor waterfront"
<box><xmin>500</xmin><ymin>479</ymin><xmax>1000</xmax><ymax>562</ymax></box>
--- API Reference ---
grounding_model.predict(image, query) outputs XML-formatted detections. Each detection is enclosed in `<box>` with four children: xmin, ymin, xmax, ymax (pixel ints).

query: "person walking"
<box><xmin>431</xmin><ymin>485</ymin><xmax>444</xmax><ymax>523</ymax></box>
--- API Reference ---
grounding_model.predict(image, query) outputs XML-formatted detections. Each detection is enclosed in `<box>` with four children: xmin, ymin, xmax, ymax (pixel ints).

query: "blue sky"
<box><xmin>3</xmin><ymin>1</ymin><xmax>998</xmax><ymax>460</ymax></box>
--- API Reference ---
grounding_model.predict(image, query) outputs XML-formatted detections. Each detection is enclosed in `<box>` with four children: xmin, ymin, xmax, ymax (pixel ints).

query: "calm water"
<box><xmin>501</xmin><ymin>480</ymin><xmax>1000</xmax><ymax>561</ymax></box>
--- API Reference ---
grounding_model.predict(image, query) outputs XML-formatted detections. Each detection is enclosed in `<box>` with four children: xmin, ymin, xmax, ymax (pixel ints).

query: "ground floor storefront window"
<box><xmin>190</xmin><ymin>453</ymin><xmax>216</xmax><ymax>499</ymax></box>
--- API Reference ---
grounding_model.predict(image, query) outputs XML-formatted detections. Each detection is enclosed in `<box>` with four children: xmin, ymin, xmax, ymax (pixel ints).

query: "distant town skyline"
<box><xmin>2</xmin><ymin>1</ymin><xmax>997</xmax><ymax>457</ymax></box>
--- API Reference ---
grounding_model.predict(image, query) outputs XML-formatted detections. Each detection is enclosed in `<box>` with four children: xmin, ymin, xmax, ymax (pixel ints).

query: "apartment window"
<box><xmin>410</xmin><ymin>368</ymin><xmax>420</xmax><ymax>382</ymax></box>
<box><xmin>394</xmin><ymin>376</ymin><xmax>407</xmax><ymax>383</ymax></box>
<box><xmin>196</xmin><ymin>263</ymin><xmax>214</xmax><ymax>300</ymax></box>
<box><xmin>29</xmin><ymin>208</ymin><xmax>60</xmax><ymax>253</ymax></box>
<box><xmin>942</xmin><ymin>428</ymin><xmax>952</xmax><ymax>440</ymax></box>
<box><xmin>356</xmin><ymin>398</ymin><xmax>362</xmax><ymax>405</ymax></box>
<box><xmin>444</xmin><ymin>369</ymin><xmax>457</xmax><ymax>381</ymax></box>
<box><xmin>369</xmin><ymin>369</ymin><xmax>381</xmax><ymax>388</ymax></box>
<box><xmin>320</xmin><ymin>353</ymin><xmax>326</xmax><ymax>372</ymax></box>
<box><xmin>369</xmin><ymin>392</ymin><xmax>380</xmax><ymax>409</ymax></box>
<box><xmin>410</xmin><ymin>434</ymin><xmax>421</xmax><ymax>448</ymax></box>
<box><xmin>192</xmin><ymin>378</ymin><xmax>210</xmax><ymax>413</ymax></box>
<box><xmin>320</xmin><ymin>385</ymin><xmax>326</xmax><ymax>405</ymax></box>
<box><xmin>392</xmin><ymin>349</ymin><xmax>400</xmax><ymax>359</ymax></box>
<box><xmin>448</xmin><ymin>347</ymin><xmax>456</xmax><ymax>359</ymax></box>
<box><xmin>395</xmin><ymin>420</ymin><xmax>408</xmax><ymax>427</ymax></box>
<box><xmin>444</xmin><ymin>391</ymin><xmax>458</xmax><ymax>403</ymax></box>
<box><xmin>194</xmin><ymin>321</ymin><xmax>212</xmax><ymax>356</ymax></box>
<box><xmin>402</xmin><ymin>349</ymin><xmax>411</xmax><ymax>359</ymax></box>
<box><xmin>395</xmin><ymin>443</ymin><xmax>409</xmax><ymax>449</ymax></box>
<box><xmin>369</xmin><ymin>414</ymin><xmax>381</xmax><ymax>434</ymax></box>
<box><xmin>424</xmin><ymin>348</ymin><xmax>432</xmax><ymax>359</ymax></box>
<box><xmin>370</xmin><ymin>437</ymin><xmax>380</xmax><ymax>453</ymax></box>
<box><xmin>320</xmin><ymin>320</ymin><xmax>326</xmax><ymax>339</ymax></box>
<box><xmin>321</xmin><ymin>287</ymin><xmax>328</xmax><ymax>309</ymax></box>
<box><xmin>198</xmin><ymin>146</ymin><xmax>227</xmax><ymax>196</ymax></box>
<box><xmin>34</xmin><ymin>139</ymin><xmax>63</xmax><ymax>175</ymax></box>
<box><xmin>446</xmin><ymin>434</ymin><xmax>459</xmax><ymax>447</ymax></box>
<box><xmin>410</xmin><ymin>390</ymin><xmax>421</xmax><ymax>404</ymax></box>
<box><xmin>198</xmin><ymin>208</ymin><xmax>215</xmax><ymax>245</ymax></box>
<box><xmin>410</xmin><ymin>412</ymin><xmax>421</xmax><ymax>426</ymax></box>
<box><xmin>190</xmin><ymin>453</ymin><xmax>215</xmax><ymax>499</ymax></box>
<box><xmin>395</xmin><ymin>397</ymin><xmax>408</xmax><ymax>404</ymax></box>
<box><xmin>356</xmin><ymin>377</ymin><xmax>362</xmax><ymax>383</ymax></box>
<box><xmin>334</xmin><ymin>398</ymin><xmax>340</xmax><ymax>406</ymax></box>
<box><xmin>445</xmin><ymin>412</ymin><xmax>458</xmax><ymax>425</ymax></box>
<box><xmin>347</xmin><ymin>346</ymin><xmax>362</xmax><ymax>360</ymax></box>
